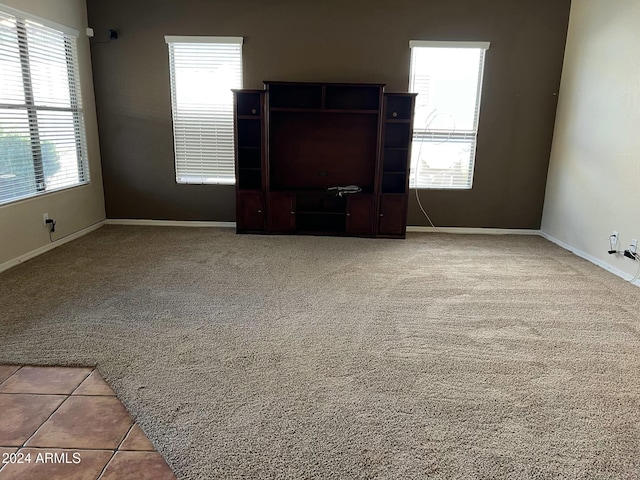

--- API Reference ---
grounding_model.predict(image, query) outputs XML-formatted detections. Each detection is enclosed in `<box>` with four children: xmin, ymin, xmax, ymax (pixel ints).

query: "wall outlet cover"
<box><xmin>611</xmin><ymin>231</ymin><xmax>619</xmax><ymax>245</ymax></box>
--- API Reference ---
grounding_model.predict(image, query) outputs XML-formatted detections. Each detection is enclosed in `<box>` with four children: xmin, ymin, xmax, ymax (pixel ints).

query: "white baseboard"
<box><xmin>407</xmin><ymin>227</ymin><xmax>638</xmax><ymax>286</ymax></box>
<box><xmin>110</xmin><ymin>222</ymin><xmax>536</xmax><ymax>235</ymax></box>
<box><xmin>0</xmin><ymin>221</ymin><xmax>105</xmax><ymax>274</ymax></box>
<box><xmin>406</xmin><ymin>226</ymin><xmax>540</xmax><ymax>235</ymax></box>
<box><xmin>540</xmin><ymin>231</ymin><xmax>640</xmax><ymax>287</ymax></box>
<box><xmin>105</xmin><ymin>219</ymin><xmax>236</xmax><ymax>228</ymax></box>
<box><xmin>108</xmin><ymin>222</ymin><xmax>536</xmax><ymax>234</ymax></box>
<box><xmin>4</xmin><ymin>220</ymin><xmax>636</xmax><ymax>287</ymax></box>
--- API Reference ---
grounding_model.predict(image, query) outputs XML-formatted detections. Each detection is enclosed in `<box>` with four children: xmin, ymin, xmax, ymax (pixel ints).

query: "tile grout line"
<box><xmin>0</xmin><ymin>365</ymin><xmax>23</xmax><ymax>389</ymax></box>
<box><xmin>95</xmin><ymin>450</ymin><xmax>118</xmax><ymax>480</ymax></box>
<box><xmin>90</xmin><ymin>412</ymin><xmax>136</xmax><ymax>479</ymax></box>
<box><xmin>0</xmin><ymin>367</ymin><xmax>23</xmax><ymax>475</ymax></box>
<box><xmin>117</xmin><ymin>423</ymin><xmax>136</xmax><ymax>451</ymax></box>
<box><xmin>68</xmin><ymin>368</ymin><xmax>97</xmax><ymax>396</ymax></box>
<box><xmin>2</xmin><ymin>366</ymin><xmax>162</xmax><ymax>479</ymax></box>
<box><xmin>18</xmin><ymin>396</ymin><xmax>69</xmax><ymax>450</ymax></box>
<box><xmin>92</xmin><ymin>373</ymin><xmax>137</xmax><ymax>479</ymax></box>
<box><xmin>0</xmin><ymin>392</ymin><xmax>116</xmax><ymax>397</ymax></box>
<box><xmin>7</xmin><ymin>446</ymin><xmax>122</xmax><ymax>452</ymax></box>
<box><xmin>93</xmin><ymin>415</ymin><xmax>138</xmax><ymax>478</ymax></box>
<box><xmin>0</xmin><ymin>366</ymin><xmax>94</xmax><ymax>396</ymax></box>
<box><xmin>0</xmin><ymin>446</ymin><xmax>18</xmax><ymax>474</ymax></box>
<box><xmin>19</xmin><ymin>368</ymin><xmax>96</xmax><ymax>450</ymax></box>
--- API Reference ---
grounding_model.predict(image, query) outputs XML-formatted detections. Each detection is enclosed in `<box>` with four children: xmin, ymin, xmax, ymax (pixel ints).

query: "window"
<box><xmin>0</xmin><ymin>6</ymin><xmax>89</xmax><ymax>205</ymax></box>
<box><xmin>409</xmin><ymin>41</ymin><xmax>489</xmax><ymax>189</ymax></box>
<box><xmin>165</xmin><ymin>36</ymin><xmax>243</xmax><ymax>185</ymax></box>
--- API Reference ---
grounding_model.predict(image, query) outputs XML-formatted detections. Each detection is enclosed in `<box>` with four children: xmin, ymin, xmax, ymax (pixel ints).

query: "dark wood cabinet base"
<box><xmin>236</xmin><ymin>192</ymin><xmax>265</xmax><ymax>233</ymax></box>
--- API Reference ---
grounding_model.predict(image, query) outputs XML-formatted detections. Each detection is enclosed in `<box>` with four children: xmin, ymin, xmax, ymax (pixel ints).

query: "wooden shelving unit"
<box><xmin>233</xmin><ymin>90</ymin><xmax>266</xmax><ymax>232</ymax></box>
<box><xmin>233</xmin><ymin>82</ymin><xmax>416</xmax><ymax>238</ymax></box>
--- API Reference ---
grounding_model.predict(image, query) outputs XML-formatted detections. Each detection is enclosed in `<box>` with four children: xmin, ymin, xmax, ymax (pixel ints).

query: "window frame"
<box><xmin>0</xmin><ymin>4</ymin><xmax>89</xmax><ymax>206</ymax></box>
<box><xmin>408</xmin><ymin>40</ymin><xmax>490</xmax><ymax>190</ymax></box>
<box><xmin>165</xmin><ymin>35</ymin><xmax>243</xmax><ymax>186</ymax></box>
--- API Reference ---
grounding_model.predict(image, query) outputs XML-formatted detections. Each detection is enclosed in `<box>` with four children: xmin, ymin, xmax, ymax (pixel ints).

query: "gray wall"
<box><xmin>87</xmin><ymin>0</ymin><xmax>571</xmax><ymax>227</ymax></box>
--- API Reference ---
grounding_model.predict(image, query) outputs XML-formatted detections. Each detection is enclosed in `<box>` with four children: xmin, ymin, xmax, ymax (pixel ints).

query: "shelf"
<box><xmin>385</xmin><ymin>94</ymin><xmax>415</xmax><ymax>121</ymax></box>
<box><xmin>325</xmin><ymin>85</ymin><xmax>381</xmax><ymax>110</ymax></box>
<box><xmin>237</xmin><ymin>147</ymin><xmax>261</xmax><ymax>169</ymax></box>
<box><xmin>294</xmin><ymin>230</ymin><xmax>346</xmax><ymax>237</ymax></box>
<box><xmin>296</xmin><ymin>212</ymin><xmax>346</xmax><ymax>232</ymax></box>
<box><xmin>237</xmin><ymin>120</ymin><xmax>261</xmax><ymax>148</ymax></box>
<box><xmin>383</xmin><ymin>149</ymin><xmax>408</xmax><ymax>173</ymax></box>
<box><xmin>296</xmin><ymin>210</ymin><xmax>346</xmax><ymax>216</ymax></box>
<box><xmin>295</xmin><ymin>192</ymin><xmax>346</xmax><ymax>215</ymax></box>
<box><xmin>271</xmin><ymin>107</ymin><xmax>378</xmax><ymax>115</ymax></box>
<box><xmin>238</xmin><ymin>167</ymin><xmax>262</xmax><ymax>190</ymax></box>
<box><xmin>384</xmin><ymin>122</ymin><xmax>412</xmax><ymax>148</ymax></box>
<box><xmin>267</xmin><ymin>83</ymin><xmax>323</xmax><ymax>109</ymax></box>
<box><xmin>235</xmin><ymin>91</ymin><xmax>262</xmax><ymax>116</ymax></box>
<box><xmin>381</xmin><ymin>173</ymin><xmax>407</xmax><ymax>194</ymax></box>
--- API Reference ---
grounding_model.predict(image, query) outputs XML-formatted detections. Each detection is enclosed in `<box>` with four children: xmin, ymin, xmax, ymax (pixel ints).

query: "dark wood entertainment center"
<box><xmin>233</xmin><ymin>82</ymin><xmax>416</xmax><ymax>238</ymax></box>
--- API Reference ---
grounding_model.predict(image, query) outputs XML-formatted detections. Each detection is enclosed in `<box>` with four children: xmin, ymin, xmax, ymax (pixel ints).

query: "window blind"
<box><xmin>408</xmin><ymin>41</ymin><xmax>489</xmax><ymax>189</ymax></box>
<box><xmin>165</xmin><ymin>36</ymin><xmax>243</xmax><ymax>185</ymax></box>
<box><xmin>0</xmin><ymin>8</ymin><xmax>89</xmax><ymax>205</ymax></box>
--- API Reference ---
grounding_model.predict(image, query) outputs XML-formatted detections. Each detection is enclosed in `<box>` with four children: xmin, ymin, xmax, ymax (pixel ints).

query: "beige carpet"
<box><xmin>1</xmin><ymin>226</ymin><xmax>639</xmax><ymax>479</ymax></box>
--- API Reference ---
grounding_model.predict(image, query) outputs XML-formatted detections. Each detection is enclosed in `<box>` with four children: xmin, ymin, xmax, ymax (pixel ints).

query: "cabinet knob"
<box><xmin>291</xmin><ymin>211</ymin><xmax>295</xmax><ymax>215</ymax></box>
<box><xmin>392</xmin><ymin>111</ymin><xmax>398</xmax><ymax>118</ymax></box>
<box><xmin>380</xmin><ymin>213</ymin><xmax>384</xmax><ymax>217</ymax></box>
<box><xmin>257</xmin><ymin>209</ymin><xmax>262</xmax><ymax>213</ymax></box>
<box><xmin>347</xmin><ymin>213</ymin><xmax>351</xmax><ymax>217</ymax></box>
<box><xmin>251</xmin><ymin>108</ymin><xmax>257</xmax><ymax>114</ymax></box>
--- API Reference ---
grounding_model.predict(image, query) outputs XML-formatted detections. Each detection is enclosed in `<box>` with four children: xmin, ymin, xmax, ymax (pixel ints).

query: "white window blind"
<box><xmin>0</xmin><ymin>7</ymin><xmax>89</xmax><ymax>205</ymax></box>
<box><xmin>409</xmin><ymin>41</ymin><xmax>489</xmax><ymax>189</ymax></box>
<box><xmin>165</xmin><ymin>36</ymin><xmax>243</xmax><ymax>185</ymax></box>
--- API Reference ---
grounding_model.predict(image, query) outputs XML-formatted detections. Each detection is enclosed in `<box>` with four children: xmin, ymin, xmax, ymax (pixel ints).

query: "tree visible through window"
<box><xmin>0</xmin><ymin>8</ymin><xmax>89</xmax><ymax>205</ymax></box>
<box><xmin>409</xmin><ymin>41</ymin><xmax>489</xmax><ymax>189</ymax></box>
<box><xmin>165</xmin><ymin>36</ymin><xmax>243</xmax><ymax>185</ymax></box>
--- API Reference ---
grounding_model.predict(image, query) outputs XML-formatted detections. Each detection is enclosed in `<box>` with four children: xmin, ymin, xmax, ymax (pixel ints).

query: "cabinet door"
<box><xmin>268</xmin><ymin>193</ymin><xmax>296</xmax><ymax>233</ymax></box>
<box><xmin>237</xmin><ymin>193</ymin><xmax>265</xmax><ymax>232</ymax></box>
<box><xmin>346</xmin><ymin>195</ymin><xmax>375</xmax><ymax>236</ymax></box>
<box><xmin>378</xmin><ymin>195</ymin><xmax>406</xmax><ymax>237</ymax></box>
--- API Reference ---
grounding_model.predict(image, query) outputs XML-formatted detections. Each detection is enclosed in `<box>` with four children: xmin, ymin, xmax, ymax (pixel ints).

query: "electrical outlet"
<box><xmin>630</xmin><ymin>239</ymin><xmax>638</xmax><ymax>255</ymax></box>
<box><xmin>611</xmin><ymin>231</ymin><xmax>619</xmax><ymax>246</ymax></box>
<box><xmin>43</xmin><ymin>213</ymin><xmax>49</xmax><ymax>225</ymax></box>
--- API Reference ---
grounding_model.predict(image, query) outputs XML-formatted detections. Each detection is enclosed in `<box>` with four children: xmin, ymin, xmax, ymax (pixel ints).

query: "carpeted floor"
<box><xmin>1</xmin><ymin>226</ymin><xmax>639</xmax><ymax>479</ymax></box>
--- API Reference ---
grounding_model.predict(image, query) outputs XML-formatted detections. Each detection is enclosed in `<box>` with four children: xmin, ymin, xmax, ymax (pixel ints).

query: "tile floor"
<box><xmin>0</xmin><ymin>365</ymin><xmax>175</xmax><ymax>480</ymax></box>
